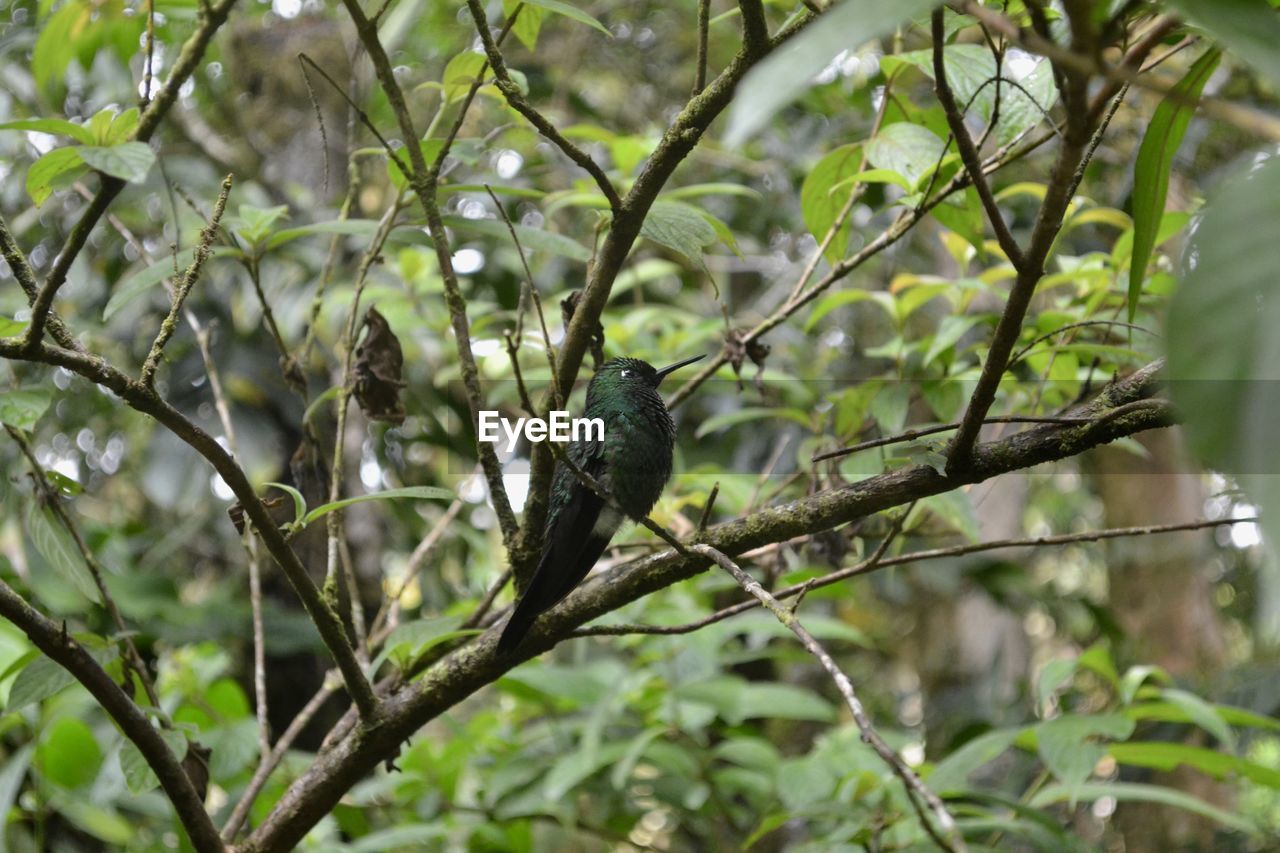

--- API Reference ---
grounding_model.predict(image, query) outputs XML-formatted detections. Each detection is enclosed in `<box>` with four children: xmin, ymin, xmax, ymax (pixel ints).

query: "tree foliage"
<box><xmin>1</xmin><ymin>0</ymin><xmax>1279</xmax><ymax>850</ymax></box>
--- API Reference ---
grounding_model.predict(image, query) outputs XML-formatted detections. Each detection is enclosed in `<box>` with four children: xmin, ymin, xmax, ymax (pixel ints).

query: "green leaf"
<box><xmin>724</xmin><ymin>0</ymin><xmax>940</xmax><ymax>146</ymax></box>
<box><xmin>300</xmin><ymin>486</ymin><xmax>455</xmax><ymax>526</ymax></box>
<box><xmin>1030</xmin><ymin>781</ymin><xmax>1257</xmax><ymax>833</ymax></box>
<box><xmin>1160</xmin><ymin>687</ymin><xmax>1236</xmax><ymax>751</ymax></box>
<box><xmin>103</xmin><ymin>107</ymin><xmax>140</xmax><ymax>145</ymax></box>
<box><xmin>638</xmin><ymin>200</ymin><xmax>719</xmax><ymax>263</ymax></box>
<box><xmin>7</xmin><ymin>646</ymin><xmax>115</xmax><ymax>711</ymax></box>
<box><xmin>744</xmin><ymin>813</ymin><xmax>789</xmax><ymax>850</ymax></box>
<box><xmin>38</xmin><ymin>717</ymin><xmax>102</xmax><ymax>788</ymax></box>
<box><xmin>79</xmin><ymin>142</ymin><xmax>155</xmax><ymax>183</ymax></box>
<box><xmin>442</xmin><ymin>51</ymin><xmax>489</xmax><ymax>102</ymax></box>
<box><xmin>1119</xmin><ymin>664</ymin><xmax>1170</xmax><ymax>705</ymax></box>
<box><xmin>204</xmin><ymin>718</ymin><xmax>260</xmax><ymax>779</ymax></box>
<box><xmin>347</xmin><ymin>825</ymin><xmax>450</xmax><ymax>852</ymax></box>
<box><xmin>543</xmin><ymin>741</ymin><xmax>628</xmax><ymax>799</ymax></box>
<box><xmin>520</xmin><ymin>0</ymin><xmax>611</xmax><ymax>37</ymax></box>
<box><xmin>694</xmin><ymin>407</ymin><xmax>811</xmax><ymax>439</ymax></box>
<box><xmin>1077</xmin><ymin>642</ymin><xmax>1119</xmax><ymax>686</ymax></box>
<box><xmin>1037</xmin><ymin>659</ymin><xmax>1078</xmax><ymax>708</ymax></box>
<box><xmin>801</xmin><ymin>144</ymin><xmax>861</xmax><ymax>264</ymax></box>
<box><xmin>885</xmin><ymin>45</ymin><xmax>1058</xmax><ymax>144</ymax></box>
<box><xmin>265</xmin><ymin>219</ymin><xmax>383</xmax><ymax>250</ymax></box>
<box><xmin>504</xmin><ymin>0</ymin><xmax>545</xmax><ymax>49</ymax></box>
<box><xmin>7</xmin><ymin>656</ymin><xmax>78</xmax><ymax>712</ymax></box>
<box><xmin>31</xmin><ymin>1</ymin><xmax>85</xmax><ymax>92</ymax></box>
<box><xmin>118</xmin><ymin>728</ymin><xmax>188</xmax><ymax>793</ymax></box>
<box><xmin>229</xmin><ymin>204</ymin><xmax>290</xmax><ymax>245</ymax></box>
<box><xmin>1165</xmin><ymin>156</ymin><xmax>1280</xmax><ymax>553</ymax></box>
<box><xmin>928</xmin><ymin>727</ymin><xmax>1023</xmax><ymax>793</ymax></box>
<box><xmin>609</xmin><ymin>727</ymin><xmax>666</xmax><ymax>789</ymax></box>
<box><xmin>1129</xmin><ymin>48</ymin><xmax>1220</xmax><ymax>321</ymax></box>
<box><xmin>0</xmin><ymin>117</ymin><xmax>95</xmax><ymax>144</ymax></box>
<box><xmin>442</xmin><ymin>216</ymin><xmax>592</xmax><ymax>262</ymax></box>
<box><xmin>865</xmin><ymin>122</ymin><xmax>947</xmax><ymax>189</ymax></box>
<box><xmin>1167</xmin><ymin>0</ymin><xmax>1280</xmax><ymax>89</ymax></box>
<box><xmin>923</xmin><ymin>314</ymin><xmax>983</xmax><ymax>365</ymax></box>
<box><xmin>735</xmin><ymin>683</ymin><xmax>836</xmax><ymax>724</ymax></box>
<box><xmin>26</xmin><ymin>146</ymin><xmax>86</xmax><ymax>206</ymax></box>
<box><xmin>103</xmin><ymin>246</ymin><xmax>237</xmax><ymax>322</ymax></box>
<box><xmin>1127</xmin><ymin>700</ymin><xmax>1280</xmax><ymax>732</ymax></box>
<box><xmin>1035</xmin><ymin>714</ymin><xmax>1135</xmax><ymax>796</ymax></box>
<box><xmin>266</xmin><ymin>481</ymin><xmax>308</xmax><ymax>528</ymax></box>
<box><xmin>1109</xmin><ymin>742</ymin><xmax>1280</xmax><ymax>788</ymax></box>
<box><xmin>0</xmin><ymin>316</ymin><xmax>28</xmax><ymax>337</ymax></box>
<box><xmin>0</xmin><ymin>744</ymin><xmax>33</xmax><ymax>838</ymax></box>
<box><xmin>373</xmin><ymin>616</ymin><xmax>480</xmax><ymax>671</ymax></box>
<box><xmin>28</xmin><ymin>507</ymin><xmax>101</xmax><ymax>604</ymax></box>
<box><xmin>804</xmin><ymin>288</ymin><xmax>895</xmax><ymax>331</ymax></box>
<box><xmin>0</xmin><ymin>389</ymin><xmax>52</xmax><ymax>431</ymax></box>
<box><xmin>661</xmin><ymin>183</ymin><xmax>763</xmax><ymax>201</ymax></box>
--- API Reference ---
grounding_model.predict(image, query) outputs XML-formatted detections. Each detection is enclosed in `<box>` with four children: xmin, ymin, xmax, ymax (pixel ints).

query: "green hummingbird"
<box><xmin>498</xmin><ymin>353</ymin><xmax>705</xmax><ymax>653</ymax></box>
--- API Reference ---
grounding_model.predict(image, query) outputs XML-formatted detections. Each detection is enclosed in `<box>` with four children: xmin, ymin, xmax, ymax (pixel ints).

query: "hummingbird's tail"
<box><xmin>496</xmin><ymin>597</ymin><xmax>540</xmax><ymax>654</ymax></box>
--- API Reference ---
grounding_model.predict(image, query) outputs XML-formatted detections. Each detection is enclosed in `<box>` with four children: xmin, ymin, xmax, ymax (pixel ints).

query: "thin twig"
<box><xmin>813</xmin><ymin>415</ymin><xmax>1092</xmax><ymax>463</ymax></box>
<box><xmin>693</xmin><ymin>543</ymin><xmax>966</xmax><ymax>852</ymax></box>
<box><xmin>1008</xmin><ymin>319</ymin><xmax>1155</xmax><ymax>368</ymax></box>
<box><xmin>140</xmin><ymin>175</ymin><xmax>232</xmax><ymax>389</ymax></box>
<box><xmin>693</xmin><ymin>0</ymin><xmax>711</xmax><ymax>95</ymax></box>
<box><xmin>341</xmin><ymin>0</ymin><xmax>521</xmax><ymax>551</ymax></box>
<box><xmin>933</xmin><ymin>8</ymin><xmax>1024</xmax><ymax>269</ymax></box>
<box><xmin>323</xmin><ymin>194</ymin><xmax>404</xmax><ymax>590</ymax></box>
<box><xmin>221</xmin><ymin>678</ymin><xmax>339</xmax><ymax>840</ymax></box>
<box><xmin>579</xmin><ymin>516</ymin><xmax>1245</xmax><ymax>638</ymax></box>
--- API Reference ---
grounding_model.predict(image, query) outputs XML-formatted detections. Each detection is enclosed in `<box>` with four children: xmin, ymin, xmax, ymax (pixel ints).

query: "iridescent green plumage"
<box><xmin>498</xmin><ymin>354</ymin><xmax>703</xmax><ymax>653</ymax></box>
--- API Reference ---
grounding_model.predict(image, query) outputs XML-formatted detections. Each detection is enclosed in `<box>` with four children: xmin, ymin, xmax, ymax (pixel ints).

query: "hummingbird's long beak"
<box><xmin>654</xmin><ymin>353</ymin><xmax>706</xmax><ymax>384</ymax></box>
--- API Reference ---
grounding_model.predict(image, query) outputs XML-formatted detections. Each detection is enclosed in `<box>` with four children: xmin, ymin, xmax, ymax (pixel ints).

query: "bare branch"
<box><xmin>813</xmin><ymin>414</ymin><xmax>1095</xmax><ymax>463</ymax></box>
<box><xmin>141</xmin><ymin>175</ymin><xmax>232</xmax><ymax>389</ymax></box>
<box><xmin>693</xmin><ymin>543</ymin><xmax>967</xmax><ymax>852</ymax></box>
<box><xmin>580</xmin><ymin>515</ymin><xmax>1245</xmax><ymax>638</ymax></box>
<box><xmin>693</xmin><ymin>0</ymin><xmax>711</xmax><ymax>95</ymax></box>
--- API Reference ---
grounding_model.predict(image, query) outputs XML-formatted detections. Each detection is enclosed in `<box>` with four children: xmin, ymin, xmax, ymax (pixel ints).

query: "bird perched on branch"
<box><xmin>498</xmin><ymin>354</ymin><xmax>705</xmax><ymax>653</ymax></box>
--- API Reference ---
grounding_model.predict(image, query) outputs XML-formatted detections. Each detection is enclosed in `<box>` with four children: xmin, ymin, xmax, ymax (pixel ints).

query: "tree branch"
<box><xmin>0</xmin><ymin>339</ymin><xmax>378</xmax><ymax>719</ymax></box>
<box><xmin>932</xmin><ymin>8</ymin><xmax>1025</xmax><ymax>268</ymax></box>
<box><xmin>140</xmin><ymin>175</ymin><xmax>232</xmax><ymax>389</ymax></box>
<box><xmin>578</xmin><ymin>515</ymin><xmax>1248</xmax><ymax>638</ymax></box>
<box><xmin>463</xmin><ymin>0</ymin><xmax>622</xmax><ymax>211</ymax></box>
<box><xmin>0</xmin><ymin>580</ymin><xmax>223</xmax><ymax>852</ymax></box>
<box><xmin>693</xmin><ymin>543</ymin><xmax>967</xmax><ymax>853</ymax></box>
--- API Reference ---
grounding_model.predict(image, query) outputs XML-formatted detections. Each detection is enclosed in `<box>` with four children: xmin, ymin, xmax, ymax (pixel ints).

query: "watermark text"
<box><xmin>477</xmin><ymin>411</ymin><xmax>604</xmax><ymax>453</ymax></box>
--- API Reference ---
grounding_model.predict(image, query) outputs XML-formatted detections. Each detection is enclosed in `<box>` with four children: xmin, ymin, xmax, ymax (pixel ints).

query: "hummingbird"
<box><xmin>497</xmin><ymin>353</ymin><xmax>705</xmax><ymax>653</ymax></box>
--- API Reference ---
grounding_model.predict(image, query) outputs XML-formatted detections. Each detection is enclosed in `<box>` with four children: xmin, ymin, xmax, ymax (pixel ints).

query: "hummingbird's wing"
<box><xmin>498</xmin><ymin>448</ymin><xmax>612</xmax><ymax>652</ymax></box>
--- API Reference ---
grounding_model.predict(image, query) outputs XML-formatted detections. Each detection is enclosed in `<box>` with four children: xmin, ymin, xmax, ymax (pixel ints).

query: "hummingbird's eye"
<box><xmin>620</xmin><ymin>369</ymin><xmax>631</xmax><ymax>379</ymax></box>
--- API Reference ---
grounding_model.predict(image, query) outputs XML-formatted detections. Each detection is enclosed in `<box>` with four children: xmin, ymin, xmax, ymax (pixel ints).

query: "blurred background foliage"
<box><xmin>1</xmin><ymin>0</ymin><xmax>1279</xmax><ymax>850</ymax></box>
